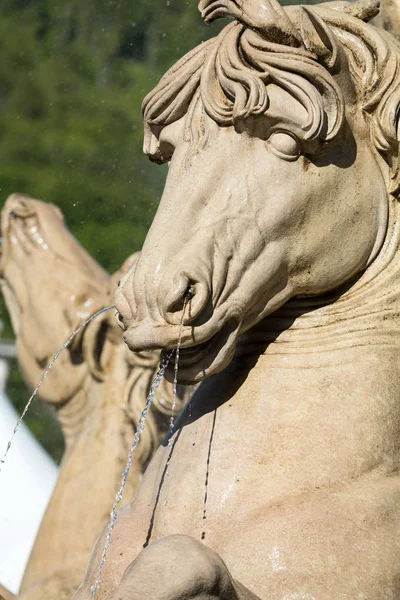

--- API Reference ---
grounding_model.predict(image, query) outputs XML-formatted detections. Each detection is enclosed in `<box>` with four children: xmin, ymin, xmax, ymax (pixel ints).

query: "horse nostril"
<box><xmin>114</xmin><ymin>282</ymin><xmax>135</xmax><ymax>331</ymax></box>
<box><xmin>187</xmin><ymin>285</ymin><xmax>196</xmax><ymax>300</ymax></box>
<box><xmin>115</xmin><ymin>310</ymin><xmax>126</xmax><ymax>331</ymax></box>
<box><xmin>164</xmin><ymin>275</ymin><xmax>210</xmax><ymax>325</ymax></box>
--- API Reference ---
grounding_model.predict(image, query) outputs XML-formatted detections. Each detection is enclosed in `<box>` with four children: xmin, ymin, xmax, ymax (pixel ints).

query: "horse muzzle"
<box><xmin>114</xmin><ymin>249</ymin><xmax>245</xmax><ymax>381</ymax></box>
<box><xmin>118</xmin><ymin>295</ymin><xmax>242</xmax><ymax>383</ymax></box>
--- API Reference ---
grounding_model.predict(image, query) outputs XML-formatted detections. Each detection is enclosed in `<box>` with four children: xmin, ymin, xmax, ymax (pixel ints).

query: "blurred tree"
<box><xmin>0</xmin><ymin>0</ymin><xmax>321</xmax><ymax>461</ymax></box>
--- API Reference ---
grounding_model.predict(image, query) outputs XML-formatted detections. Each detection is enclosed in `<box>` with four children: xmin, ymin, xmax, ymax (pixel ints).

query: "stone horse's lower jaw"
<box><xmin>123</xmin><ymin>316</ymin><xmax>241</xmax><ymax>384</ymax></box>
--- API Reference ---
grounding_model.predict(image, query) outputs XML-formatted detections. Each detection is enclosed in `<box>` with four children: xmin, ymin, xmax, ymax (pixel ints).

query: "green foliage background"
<box><xmin>0</xmin><ymin>0</ymin><xmax>321</xmax><ymax>462</ymax></box>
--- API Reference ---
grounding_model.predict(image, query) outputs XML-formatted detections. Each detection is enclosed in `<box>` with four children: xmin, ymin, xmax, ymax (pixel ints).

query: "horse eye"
<box><xmin>268</xmin><ymin>132</ymin><xmax>300</xmax><ymax>161</ymax></box>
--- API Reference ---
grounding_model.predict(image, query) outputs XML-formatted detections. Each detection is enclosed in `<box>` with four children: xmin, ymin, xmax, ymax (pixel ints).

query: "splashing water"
<box><xmin>91</xmin><ymin>350</ymin><xmax>173</xmax><ymax>599</ymax></box>
<box><xmin>0</xmin><ymin>305</ymin><xmax>115</xmax><ymax>473</ymax></box>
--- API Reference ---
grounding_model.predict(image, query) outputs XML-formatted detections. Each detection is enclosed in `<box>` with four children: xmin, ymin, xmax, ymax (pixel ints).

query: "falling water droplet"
<box><xmin>91</xmin><ymin>350</ymin><xmax>173</xmax><ymax>599</ymax></box>
<box><xmin>0</xmin><ymin>305</ymin><xmax>116</xmax><ymax>473</ymax></box>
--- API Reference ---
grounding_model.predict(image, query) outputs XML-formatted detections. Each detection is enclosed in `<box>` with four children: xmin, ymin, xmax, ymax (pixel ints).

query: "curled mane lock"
<box><xmin>199</xmin><ymin>21</ymin><xmax>343</xmax><ymax>140</ymax></box>
<box><xmin>142</xmin><ymin>0</ymin><xmax>400</xmax><ymax>194</ymax></box>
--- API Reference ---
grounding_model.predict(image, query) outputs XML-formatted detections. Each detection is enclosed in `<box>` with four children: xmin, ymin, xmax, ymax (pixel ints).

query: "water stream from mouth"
<box><xmin>91</xmin><ymin>350</ymin><xmax>173</xmax><ymax>599</ymax></box>
<box><xmin>161</xmin><ymin>298</ymin><xmax>188</xmax><ymax>531</ymax></box>
<box><xmin>91</xmin><ymin>297</ymin><xmax>189</xmax><ymax>595</ymax></box>
<box><xmin>0</xmin><ymin>305</ymin><xmax>115</xmax><ymax>473</ymax></box>
<box><xmin>169</xmin><ymin>296</ymin><xmax>188</xmax><ymax>441</ymax></box>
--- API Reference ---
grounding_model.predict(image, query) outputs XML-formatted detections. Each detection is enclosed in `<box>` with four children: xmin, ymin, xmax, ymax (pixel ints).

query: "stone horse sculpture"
<box><xmin>0</xmin><ymin>194</ymin><xmax>187</xmax><ymax>600</ymax></box>
<box><xmin>75</xmin><ymin>0</ymin><xmax>400</xmax><ymax>596</ymax></box>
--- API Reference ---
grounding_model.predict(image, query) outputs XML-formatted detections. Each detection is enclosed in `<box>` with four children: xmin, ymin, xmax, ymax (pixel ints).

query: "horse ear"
<box><xmin>198</xmin><ymin>0</ymin><xmax>302</xmax><ymax>46</ymax></box>
<box><xmin>300</xmin><ymin>7</ymin><xmax>338</xmax><ymax>69</ymax></box>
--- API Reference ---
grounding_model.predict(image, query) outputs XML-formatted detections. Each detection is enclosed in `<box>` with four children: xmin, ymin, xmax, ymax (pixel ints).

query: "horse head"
<box><xmin>0</xmin><ymin>194</ymin><xmax>109</xmax><ymax>403</ymax></box>
<box><xmin>116</xmin><ymin>0</ymin><xmax>400</xmax><ymax>384</ymax></box>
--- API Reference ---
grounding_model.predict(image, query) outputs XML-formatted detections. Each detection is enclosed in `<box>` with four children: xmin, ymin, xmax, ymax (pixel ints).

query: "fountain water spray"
<box><xmin>0</xmin><ymin>305</ymin><xmax>116</xmax><ymax>472</ymax></box>
<box><xmin>91</xmin><ymin>349</ymin><xmax>173</xmax><ymax>598</ymax></box>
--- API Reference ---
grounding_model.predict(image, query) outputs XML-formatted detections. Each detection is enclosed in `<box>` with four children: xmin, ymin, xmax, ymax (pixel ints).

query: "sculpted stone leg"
<box><xmin>104</xmin><ymin>536</ymin><xmax>259</xmax><ymax>600</ymax></box>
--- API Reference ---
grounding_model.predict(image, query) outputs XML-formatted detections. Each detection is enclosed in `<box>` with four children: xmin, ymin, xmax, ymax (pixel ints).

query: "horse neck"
<box><xmin>56</xmin><ymin>383</ymin><xmax>93</xmax><ymax>449</ymax></box>
<box><xmin>56</xmin><ymin>343</ymin><xmax>134</xmax><ymax>481</ymax></box>
<box><xmin>239</xmin><ymin>196</ymin><xmax>400</xmax><ymax>391</ymax></box>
